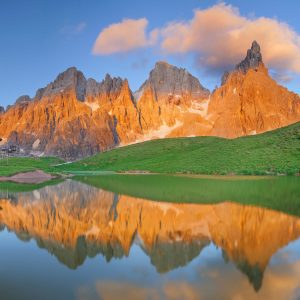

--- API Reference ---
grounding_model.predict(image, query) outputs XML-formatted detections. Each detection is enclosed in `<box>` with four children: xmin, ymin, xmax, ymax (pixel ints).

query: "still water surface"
<box><xmin>0</xmin><ymin>177</ymin><xmax>300</xmax><ymax>300</ymax></box>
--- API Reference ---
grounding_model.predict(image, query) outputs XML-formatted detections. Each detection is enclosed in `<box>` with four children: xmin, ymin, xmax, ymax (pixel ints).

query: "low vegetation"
<box><xmin>59</xmin><ymin>122</ymin><xmax>300</xmax><ymax>175</ymax></box>
<box><xmin>0</xmin><ymin>157</ymin><xmax>63</xmax><ymax>177</ymax></box>
<box><xmin>1</xmin><ymin>123</ymin><xmax>299</xmax><ymax>177</ymax></box>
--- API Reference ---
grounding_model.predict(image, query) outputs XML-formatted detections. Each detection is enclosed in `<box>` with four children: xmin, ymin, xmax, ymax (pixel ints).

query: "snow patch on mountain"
<box><xmin>124</xmin><ymin>120</ymin><xmax>183</xmax><ymax>146</ymax></box>
<box><xmin>85</xmin><ymin>102</ymin><xmax>100</xmax><ymax>112</ymax></box>
<box><xmin>188</xmin><ymin>98</ymin><xmax>210</xmax><ymax>118</ymax></box>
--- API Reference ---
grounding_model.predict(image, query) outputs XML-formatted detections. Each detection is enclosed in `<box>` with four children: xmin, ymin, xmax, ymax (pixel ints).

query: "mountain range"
<box><xmin>0</xmin><ymin>41</ymin><xmax>299</xmax><ymax>159</ymax></box>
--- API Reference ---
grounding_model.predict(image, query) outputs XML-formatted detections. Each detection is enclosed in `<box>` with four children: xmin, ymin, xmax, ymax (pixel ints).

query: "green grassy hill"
<box><xmin>59</xmin><ymin>122</ymin><xmax>300</xmax><ymax>175</ymax></box>
<box><xmin>1</xmin><ymin>123</ymin><xmax>299</xmax><ymax>176</ymax></box>
<box><xmin>0</xmin><ymin>157</ymin><xmax>63</xmax><ymax>177</ymax></box>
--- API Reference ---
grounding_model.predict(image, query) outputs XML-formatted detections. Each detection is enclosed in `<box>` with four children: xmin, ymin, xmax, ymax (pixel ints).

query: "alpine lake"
<box><xmin>0</xmin><ymin>174</ymin><xmax>299</xmax><ymax>300</ymax></box>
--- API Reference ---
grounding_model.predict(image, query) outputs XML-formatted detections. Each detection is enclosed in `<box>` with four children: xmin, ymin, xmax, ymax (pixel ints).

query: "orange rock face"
<box><xmin>0</xmin><ymin>42</ymin><xmax>299</xmax><ymax>158</ymax></box>
<box><xmin>208</xmin><ymin>65</ymin><xmax>300</xmax><ymax>137</ymax></box>
<box><xmin>0</xmin><ymin>92</ymin><xmax>117</xmax><ymax>159</ymax></box>
<box><xmin>0</xmin><ymin>70</ymin><xmax>142</xmax><ymax>159</ymax></box>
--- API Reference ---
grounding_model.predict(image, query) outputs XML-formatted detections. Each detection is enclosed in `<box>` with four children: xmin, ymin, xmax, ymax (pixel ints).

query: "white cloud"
<box><xmin>93</xmin><ymin>18</ymin><xmax>157</xmax><ymax>55</ymax></box>
<box><xmin>160</xmin><ymin>3</ymin><xmax>300</xmax><ymax>75</ymax></box>
<box><xmin>91</xmin><ymin>3</ymin><xmax>300</xmax><ymax>77</ymax></box>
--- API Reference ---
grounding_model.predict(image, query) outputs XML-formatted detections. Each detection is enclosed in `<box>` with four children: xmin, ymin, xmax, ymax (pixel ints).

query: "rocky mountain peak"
<box><xmin>86</xmin><ymin>74</ymin><xmax>128</xmax><ymax>98</ymax></box>
<box><xmin>100</xmin><ymin>74</ymin><xmax>124</xmax><ymax>94</ymax></box>
<box><xmin>104</xmin><ymin>73</ymin><xmax>112</xmax><ymax>82</ymax></box>
<box><xmin>85</xmin><ymin>78</ymin><xmax>99</xmax><ymax>98</ymax></box>
<box><xmin>236</xmin><ymin>40</ymin><xmax>263</xmax><ymax>73</ymax></box>
<box><xmin>135</xmin><ymin>61</ymin><xmax>209</xmax><ymax>101</ymax></box>
<box><xmin>1</xmin><ymin>56</ymin><xmax>299</xmax><ymax>160</ymax></box>
<box><xmin>150</xmin><ymin>61</ymin><xmax>188</xmax><ymax>82</ymax></box>
<box><xmin>34</xmin><ymin>88</ymin><xmax>46</xmax><ymax>101</ymax></box>
<box><xmin>154</xmin><ymin>61</ymin><xmax>172</xmax><ymax>69</ymax></box>
<box><xmin>39</xmin><ymin>67</ymin><xmax>87</xmax><ymax>101</ymax></box>
<box><xmin>0</xmin><ymin>106</ymin><xmax>4</xmax><ymax>114</ymax></box>
<box><xmin>222</xmin><ymin>41</ymin><xmax>264</xmax><ymax>85</ymax></box>
<box><xmin>15</xmin><ymin>95</ymin><xmax>32</xmax><ymax>105</ymax></box>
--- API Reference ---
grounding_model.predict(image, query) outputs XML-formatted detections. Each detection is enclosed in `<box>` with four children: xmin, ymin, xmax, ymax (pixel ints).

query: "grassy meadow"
<box><xmin>0</xmin><ymin>122</ymin><xmax>299</xmax><ymax>176</ymax></box>
<box><xmin>58</xmin><ymin>122</ymin><xmax>300</xmax><ymax>176</ymax></box>
<box><xmin>0</xmin><ymin>157</ymin><xmax>63</xmax><ymax>177</ymax></box>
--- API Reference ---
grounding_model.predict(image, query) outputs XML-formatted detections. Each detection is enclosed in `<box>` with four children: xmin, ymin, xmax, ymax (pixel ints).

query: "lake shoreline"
<box><xmin>0</xmin><ymin>168</ymin><xmax>296</xmax><ymax>185</ymax></box>
<box><xmin>0</xmin><ymin>170</ymin><xmax>55</xmax><ymax>184</ymax></box>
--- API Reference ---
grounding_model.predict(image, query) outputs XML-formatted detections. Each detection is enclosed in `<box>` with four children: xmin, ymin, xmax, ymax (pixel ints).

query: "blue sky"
<box><xmin>1</xmin><ymin>0</ymin><xmax>300</xmax><ymax>108</ymax></box>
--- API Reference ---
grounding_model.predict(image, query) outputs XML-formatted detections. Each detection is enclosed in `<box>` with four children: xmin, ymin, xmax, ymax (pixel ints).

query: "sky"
<box><xmin>0</xmin><ymin>0</ymin><xmax>300</xmax><ymax>108</ymax></box>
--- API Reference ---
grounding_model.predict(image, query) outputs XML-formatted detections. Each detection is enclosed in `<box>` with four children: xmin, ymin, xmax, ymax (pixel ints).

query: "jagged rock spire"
<box><xmin>222</xmin><ymin>41</ymin><xmax>263</xmax><ymax>85</ymax></box>
<box><xmin>236</xmin><ymin>40</ymin><xmax>263</xmax><ymax>73</ymax></box>
<box><xmin>32</xmin><ymin>67</ymin><xmax>129</xmax><ymax>102</ymax></box>
<box><xmin>86</xmin><ymin>73</ymin><xmax>127</xmax><ymax>98</ymax></box>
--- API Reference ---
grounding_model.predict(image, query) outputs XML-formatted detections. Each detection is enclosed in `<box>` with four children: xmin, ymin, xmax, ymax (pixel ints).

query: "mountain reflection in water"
<box><xmin>0</xmin><ymin>179</ymin><xmax>300</xmax><ymax>299</ymax></box>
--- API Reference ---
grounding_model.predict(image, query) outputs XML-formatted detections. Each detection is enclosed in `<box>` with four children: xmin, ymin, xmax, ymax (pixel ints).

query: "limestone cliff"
<box><xmin>208</xmin><ymin>41</ymin><xmax>300</xmax><ymax>137</ymax></box>
<box><xmin>0</xmin><ymin>68</ymin><xmax>140</xmax><ymax>159</ymax></box>
<box><xmin>135</xmin><ymin>61</ymin><xmax>212</xmax><ymax>141</ymax></box>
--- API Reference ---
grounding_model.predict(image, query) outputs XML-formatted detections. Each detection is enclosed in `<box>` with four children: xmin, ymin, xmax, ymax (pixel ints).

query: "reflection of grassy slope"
<box><xmin>0</xmin><ymin>179</ymin><xmax>63</xmax><ymax>193</ymax></box>
<box><xmin>59</xmin><ymin>122</ymin><xmax>300</xmax><ymax>175</ymax></box>
<box><xmin>0</xmin><ymin>157</ymin><xmax>63</xmax><ymax>177</ymax></box>
<box><xmin>75</xmin><ymin>174</ymin><xmax>300</xmax><ymax>216</ymax></box>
